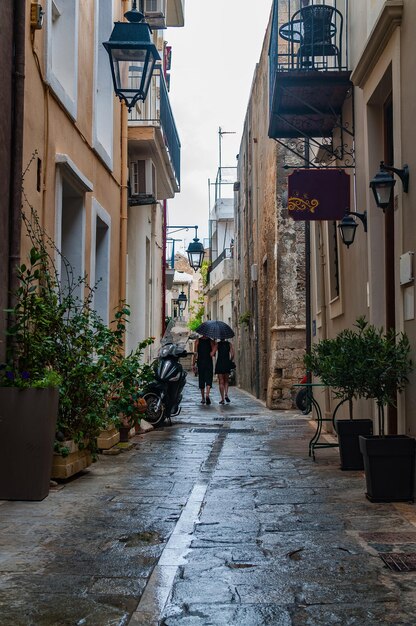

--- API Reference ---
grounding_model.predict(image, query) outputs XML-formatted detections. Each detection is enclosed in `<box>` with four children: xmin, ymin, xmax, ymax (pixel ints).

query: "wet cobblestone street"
<box><xmin>2</xmin><ymin>379</ymin><xmax>416</xmax><ymax>625</ymax></box>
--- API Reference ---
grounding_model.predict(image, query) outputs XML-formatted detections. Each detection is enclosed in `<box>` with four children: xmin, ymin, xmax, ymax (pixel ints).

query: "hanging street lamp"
<box><xmin>177</xmin><ymin>290</ymin><xmax>188</xmax><ymax>314</ymax></box>
<box><xmin>103</xmin><ymin>0</ymin><xmax>160</xmax><ymax>110</ymax></box>
<box><xmin>186</xmin><ymin>236</ymin><xmax>205</xmax><ymax>271</ymax></box>
<box><xmin>167</xmin><ymin>225</ymin><xmax>205</xmax><ymax>271</ymax></box>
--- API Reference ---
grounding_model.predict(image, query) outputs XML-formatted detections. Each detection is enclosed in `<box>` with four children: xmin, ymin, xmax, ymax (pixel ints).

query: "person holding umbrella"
<box><xmin>194</xmin><ymin>320</ymin><xmax>235</xmax><ymax>405</ymax></box>
<box><xmin>192</xmin><ymin>335</ymin><xmax>216</xmax><ymax>405</ymax></box>
<box><xmin>214</xmin><ymin>339</ymin><xmax>235</xmax><ymax>404</ymax></box>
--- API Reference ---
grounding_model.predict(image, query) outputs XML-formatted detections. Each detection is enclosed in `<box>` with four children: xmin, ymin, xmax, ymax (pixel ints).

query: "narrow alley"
<box><xmin>2</xmin><ymin>379</ymin><xmax>416</xmax><ymax>625</ymax></box>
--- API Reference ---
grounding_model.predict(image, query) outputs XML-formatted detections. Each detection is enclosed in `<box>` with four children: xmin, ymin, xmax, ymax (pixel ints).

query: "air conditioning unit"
<box><xmin>130</xmin><ymin>159</ymin><xmax>156</xmax><ymax>205</ymax></box>
<box><xmin>143</xmin><ymin>0</ymin><xmax>167</xmax><ymax>29</ymax></box>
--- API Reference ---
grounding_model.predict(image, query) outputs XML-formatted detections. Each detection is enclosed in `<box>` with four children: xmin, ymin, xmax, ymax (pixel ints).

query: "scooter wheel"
<box><xmin>143</xmin><ymin>392</ymin><xmax>165</xmax><ymax>426</ymax></box>
<box><xmin>295</xmin><ymin>387</ymin><xmax>311</xmax><ymax>415</ymax></box>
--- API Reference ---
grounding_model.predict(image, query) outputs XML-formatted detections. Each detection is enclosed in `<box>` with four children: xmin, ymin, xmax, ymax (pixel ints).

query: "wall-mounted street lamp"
<box><xmin>103</xmin><ymin>0</ymin><xmax>160</xmax><ymax>110</ymax></box>
<box><xmin>338</xmin><ymin>211</ymin><xmax>367</xmax><ymax>248</ymax></box>
<box><xmin>370</xmin><ymin>161</ymin><xmax>409</xmax><ymax>210</ymax></box>
<box><xmin>167</xmin><ymin>225</ymin><xmax>205</xmax><ymax>271</ymax></box>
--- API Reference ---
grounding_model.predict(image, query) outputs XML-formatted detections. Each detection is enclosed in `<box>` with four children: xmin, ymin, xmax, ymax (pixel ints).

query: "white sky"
<box><xmin>165</xmin><ymin>0</ymin><xmax>273</xmax><ymax>252</ymax></box>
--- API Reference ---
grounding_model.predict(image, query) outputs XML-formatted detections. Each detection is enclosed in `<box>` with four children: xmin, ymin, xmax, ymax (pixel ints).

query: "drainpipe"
<box><xmin>119</xmin><ymin>102</ymin><xmax>128</xmax><ymax>307</ymax></box>
<box><xmin>119</xmin><ymin>0</ymin><xmax>129</xmax><ymax>307</ymax></box>
<box><xmin>8</xmin><ymin>0</ymin><xmax>25</xmax><ymax>316</ymax></box>
<box><xmin>161</xmin><ymin>200</ymin><xmax>167</xmax><ymax>335</ymax></box>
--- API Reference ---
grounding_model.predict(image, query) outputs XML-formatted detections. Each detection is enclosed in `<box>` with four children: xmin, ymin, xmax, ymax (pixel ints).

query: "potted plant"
<box><xmin>304</xmin><ymin>319</ymin><xmax>373</xmax><ymax>470</ymax></box>
<box><xmin>106</xmin><ymin>338</ymin><xmax>154</xmax><ymax>442</ymax></box>
<box><xmin>0</xmin><ymin>244</ymin><xmax>62</xmax><ymax>500</ymax></box>
<box><xmin>356</xmin><ymin>319</ymin><xmax>414</xmax><ymax>502</ymax></box>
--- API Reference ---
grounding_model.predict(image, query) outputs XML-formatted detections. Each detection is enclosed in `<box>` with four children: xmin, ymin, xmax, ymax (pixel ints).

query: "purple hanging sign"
<box><xmin>288</xmin><ymin>169</ymin><xmax>350</xmax><ymax>221</ymax></box>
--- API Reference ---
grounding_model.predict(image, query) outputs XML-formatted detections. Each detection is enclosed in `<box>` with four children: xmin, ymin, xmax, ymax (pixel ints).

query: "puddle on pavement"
<box><xmin>119</xmin><ymin>530</ymin><xmax>163</xmax><ymax>547</ymax></box>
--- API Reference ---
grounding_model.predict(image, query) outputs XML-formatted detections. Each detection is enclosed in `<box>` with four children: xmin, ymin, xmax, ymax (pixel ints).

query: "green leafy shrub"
<box><xmin>305</xmin><ymin>317</ymin><xmax>413</xmax><ymax>428</ymax></box>
<box><xmin>188</xmin><ymin>296</ymin><xmax>204</xmax><ymax>332</ymax></box>
<box><xmin>4</xmin><ymin>196</ymin><xmax>155</xmax><ymax>454</ymax></box>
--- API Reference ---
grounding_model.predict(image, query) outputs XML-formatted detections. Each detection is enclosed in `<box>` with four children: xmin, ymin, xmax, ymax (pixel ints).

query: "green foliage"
<box><xmin>3</xmin><ymin>198</ymin><xmax>156</xmax><ymax>453</ymax></box>
<box><xmin>305</xmin><ymin>316</ymin><xmax>413</xmax><ymax>430</ymax></box>
<box><xmin>2</xmin><ymin>245</ymin><xmax>63</xmax><ymax>388</ymax></box>
<box><xmin>106</xmin><ymin>336</ymin><xmax>155</xmax><ymax>428</ymax></box>
<box><xmin>187</xmin><ymin>296</ymin><xmax>204</xmax><ymax>332</ymax></box>
<box><xmin>355</xmin><ymin>317</ymin><xmax>412</xmax><ymax>407</ymax></box>
<box><xmin>200</xmin><ymin>260</ymin><xmax>210</xmax><ymax>288</ymax></box>
<box><xmin>239</xmin><ymin>311</ymin><xmax>251</xmax><ymax>326</ymax></box>
<box><xmin>304</xmin><ymin>321</ymin><xmax>369</xmax><ymax>404</ymax></box>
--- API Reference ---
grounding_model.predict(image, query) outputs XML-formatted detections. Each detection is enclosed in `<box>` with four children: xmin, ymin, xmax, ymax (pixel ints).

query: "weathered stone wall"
<box><xmin>234</xmin><ymin>10</ymin><xmax>306</xmax><ymax>408</ymax></box>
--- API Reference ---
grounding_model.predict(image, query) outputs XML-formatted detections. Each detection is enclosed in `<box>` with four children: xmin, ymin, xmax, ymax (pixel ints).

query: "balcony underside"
<box><xmin>269</xmin><ymin>70</ymin><xmax>352</xmax><ymax>139</ymax></box>
<box><xmin>128</xmin><ymin>125</ymin><xmax>179</xmax><ymax>199</ymax></box>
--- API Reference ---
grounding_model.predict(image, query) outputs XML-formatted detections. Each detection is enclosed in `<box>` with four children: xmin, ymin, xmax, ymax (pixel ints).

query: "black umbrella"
<box><xmin>195</xmin><ymin>320</ymin><xmax>234</xmax><ymax>340</ymax></box>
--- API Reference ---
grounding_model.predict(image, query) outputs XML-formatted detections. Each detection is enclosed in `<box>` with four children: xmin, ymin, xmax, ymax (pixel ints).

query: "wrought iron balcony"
<box><xmin>268</xmin><ymin>0</ymin><xmax>352</xmax><ymax>140</ymax></box>
<box><xmin>128</xmin><ymin>66</ymin><xmax>180</xmax><ymax>191</ymax></box>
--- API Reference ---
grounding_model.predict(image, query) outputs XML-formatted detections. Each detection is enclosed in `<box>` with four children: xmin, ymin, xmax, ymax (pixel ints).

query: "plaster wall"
<box><xmin>22</xmin><ymin>0</ymin><xmax>123</xmax><ymax>320</ymax></box>
<box><xmin>127</xmin><ymin>202</ymin><xmax>164</xmax><ymax>359</ymax></box>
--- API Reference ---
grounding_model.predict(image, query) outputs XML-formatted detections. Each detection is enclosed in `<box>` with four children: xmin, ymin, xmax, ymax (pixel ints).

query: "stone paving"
<box><xmin>2</xmin><ymin>378</ymin><xmax>416</xmax><ymax>625</ymax></box>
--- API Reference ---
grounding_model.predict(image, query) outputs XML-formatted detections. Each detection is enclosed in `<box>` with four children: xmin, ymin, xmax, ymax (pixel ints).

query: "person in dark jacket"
<box><xmin>214</xmin><ymin>339</ymin><xmax>235</xmax><ymax>404</ymax></box>
<box><xmin>192</xmin><ymin>335</ymin><xmax>216</xmax><ymax>405</ymax></box>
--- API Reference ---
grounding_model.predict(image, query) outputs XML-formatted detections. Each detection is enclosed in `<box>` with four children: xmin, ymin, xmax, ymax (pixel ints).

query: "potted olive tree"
<box><xmin>357</xmin><ymin>320</ymin><xmax>414</xmax><ymax>502</ymax></box>
<box><xmin>304</xmin><ymin>319</ymin><xmax>373</xmax><ymax>470</ymax></box>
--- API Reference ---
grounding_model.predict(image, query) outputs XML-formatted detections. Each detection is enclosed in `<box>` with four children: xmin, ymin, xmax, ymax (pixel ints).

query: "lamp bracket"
<box><xmin>167</xmin><ymin>225</ymin><xmax>199</xmax><ymax>238</ymax></box>
<box><xmin>345</xmin><ymin>210</ymin><xmax>367</xmax><ymax>232</ymax></box>
<box><xmin>380</xmin><ymin>161</ymin><xmax>409</xmax><ymax>193</ymax></box>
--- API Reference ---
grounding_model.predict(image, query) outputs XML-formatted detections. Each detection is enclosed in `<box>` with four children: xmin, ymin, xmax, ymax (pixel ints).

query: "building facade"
<box><xmin>126</xmin><ymin>0</ymin><xmax>184</xmax><ymax>357</ymax></box>
<box><xmin>4</xmin><ymin>0</ymin><xmax>184</xmax><ymax>366</ymax></box>
<box><xmin>206</xmin><ymin>167</ymin><xmax>235</xmax><ymax>329</ymax></box>
<box><xmin>234</xmin><ymin>7</ymin><xmax>306</xmax><ymax>408</ymax></box>
<box><xmin>267</xmin><ymin>0</ymin><xmax>416</xmax><ymax>433</ymax></box>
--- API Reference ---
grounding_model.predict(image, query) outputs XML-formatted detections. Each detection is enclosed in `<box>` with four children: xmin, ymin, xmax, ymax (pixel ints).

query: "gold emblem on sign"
<box><xmin>288</xmin><ymin>192</ymin><xmax>319</xmax><ymax>214</ymax></box>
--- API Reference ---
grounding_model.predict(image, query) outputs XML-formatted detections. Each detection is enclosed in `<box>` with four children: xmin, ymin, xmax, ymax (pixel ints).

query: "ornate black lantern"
<box><xmin>370</xmin><ymin>161</ymin><xmax>409</xmax><ymax>210</ymax></box>
<box><xmin>338</xmin><ymin>211</ymin><xmax>367</xmax><ymax>248</ymax></box>
<box><xmin>103</xmin><ymin>1</ymin><xmax>160</xmax><ymax>110</ymax></box>
<box><xmin>186</xmin><ymin>237</ymin><xmax>205</xmax><ymax>271</ymax></box>
<box><xmin>177</xmin><ymin>290</ymin><xmax>188</xmax><ymax>313</ymax></box>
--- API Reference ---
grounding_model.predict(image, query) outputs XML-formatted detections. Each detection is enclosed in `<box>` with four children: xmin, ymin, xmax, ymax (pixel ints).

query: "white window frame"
<box><xmin>90</xmin><ymin>199</ymin><xmax>111</xmax><ymax>324</ymax></box>
<box><xmin>93</xmin><ymin>0</ymin><xmax>114</xmax><ymax>170</ymax></box>
<box><xmin>54</xmin><ymin>154</ymin><xmax>92</xmax><ymax>298</ymax></box>
<box><xmin>46</xmin><ymin>0</ymin><xmax>79</xmax><ymax>119</ymax></box>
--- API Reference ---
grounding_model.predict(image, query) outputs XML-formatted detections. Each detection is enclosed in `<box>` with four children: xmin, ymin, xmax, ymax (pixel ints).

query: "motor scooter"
<box><xmin>142</xmin><ymin>321</ymin><xmax>188</xmax><ymax>427</ymax></box>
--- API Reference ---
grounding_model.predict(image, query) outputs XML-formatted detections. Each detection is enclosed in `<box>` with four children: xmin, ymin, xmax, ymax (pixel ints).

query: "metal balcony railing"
<box><xmin>269</xmin><ymin>0</ymin><xmax>349</xmax><ymax>93</ymax></box>
<box><xmin>210</xmin><ymin>248</ymin><xmax>233</xmax><ymax>272</ymax></box>
<box><xmin>128</xmin><ymin>66</ymin><xmax>181</xmax><ymax>187</ymax></box>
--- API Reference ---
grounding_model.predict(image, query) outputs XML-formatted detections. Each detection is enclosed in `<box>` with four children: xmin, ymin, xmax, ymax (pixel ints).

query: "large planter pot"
<box><xmin>336</xmin><ymin>418</ymin><xmax>373</xmax><ymax>471</ymax></box>
<box><xmin>0</xmin><ymin>387</ymin><xmax>59</xmax><ymax>501</ymax></box>
<box><xmin>359</xmin><ymin>435</ymin><xmax>416</xmax><ymax>502</ymax></box>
